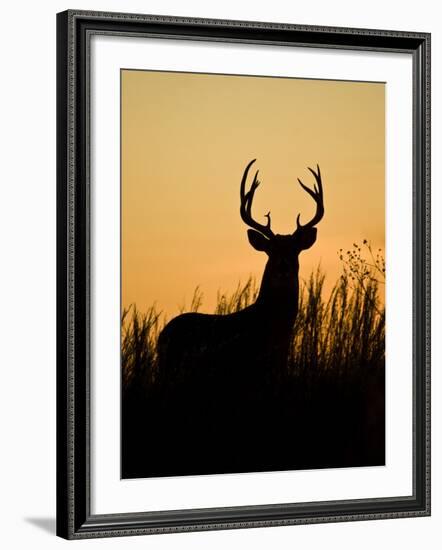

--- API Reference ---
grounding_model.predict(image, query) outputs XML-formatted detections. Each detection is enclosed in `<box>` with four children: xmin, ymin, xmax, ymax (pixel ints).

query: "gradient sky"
<box><xmin>121</xmin><ymin>69</ymin><xmax>385</xmax><ymax>319</ymax></box>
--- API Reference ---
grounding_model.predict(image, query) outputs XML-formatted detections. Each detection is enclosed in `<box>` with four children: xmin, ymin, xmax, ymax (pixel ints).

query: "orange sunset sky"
<box><xmin>121</xmin><ymin>69</ymin><xmax>385</xmax><ymax>319</ymax></box>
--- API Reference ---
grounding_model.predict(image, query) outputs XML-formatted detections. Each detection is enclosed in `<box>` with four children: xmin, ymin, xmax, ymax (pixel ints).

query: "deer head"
<box><xmin>240</xmin><ymin>158</ymin><xmax>324</xmax><ymax>310</ymax></box>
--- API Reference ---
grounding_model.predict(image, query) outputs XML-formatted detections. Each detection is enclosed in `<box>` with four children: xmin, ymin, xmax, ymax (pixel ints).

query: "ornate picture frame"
<box><xmin>56</xmin><ymin>10</ymin><xmax>430</xmax><ymax>539</ymax></box>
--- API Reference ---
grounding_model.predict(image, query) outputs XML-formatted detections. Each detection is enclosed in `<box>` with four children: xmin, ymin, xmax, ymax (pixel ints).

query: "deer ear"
<box><xmin>247</xmin><ymin>229</ymin><xmax>270</xmax><ymax>252</ymax></box>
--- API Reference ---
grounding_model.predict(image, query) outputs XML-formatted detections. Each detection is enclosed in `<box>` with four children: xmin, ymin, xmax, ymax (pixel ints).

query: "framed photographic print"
<box><xmin>56</xmin><ymin>10</ymin><xmax>431</xmax><ymax>539</ymax></box>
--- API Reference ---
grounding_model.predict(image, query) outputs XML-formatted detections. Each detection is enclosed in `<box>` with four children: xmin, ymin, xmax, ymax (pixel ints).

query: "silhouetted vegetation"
<box><xmin>122</xmin><ymin>244</ymin><xmax>385</xmax><ymax>478</ymax></box>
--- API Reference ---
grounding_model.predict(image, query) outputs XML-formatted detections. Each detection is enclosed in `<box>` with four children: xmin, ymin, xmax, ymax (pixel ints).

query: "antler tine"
<box><xmin>240</xmin><ymin>159</ymin><xmax>256</xmax><ymax>205</ymax></box>
<box><xmin>296</xmin><ymin>164</ymin><xmax>324</xmax><ymax>230</ymax></box>
<box><xmin>308</xmin><ymin>164</ymin><xmax>323</xmax><ymax>197</ymax></box>
<box><xmin>240</xmin><ymin>159</ymin><xmax>274</xmax><ymax>239</ymax></box>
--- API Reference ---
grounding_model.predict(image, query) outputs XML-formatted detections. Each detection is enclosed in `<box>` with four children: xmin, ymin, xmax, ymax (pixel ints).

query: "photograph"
<box><xmin>120</xmin><ymin>69</ymin><xmax>386</xmax><ymax>479</ymax></box>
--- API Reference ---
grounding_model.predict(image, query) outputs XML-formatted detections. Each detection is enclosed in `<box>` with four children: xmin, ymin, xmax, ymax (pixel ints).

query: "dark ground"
<box><xmin>122</xmin><ymin>366</ymin><xmax>385</xmax><ymax>478</ymax></box>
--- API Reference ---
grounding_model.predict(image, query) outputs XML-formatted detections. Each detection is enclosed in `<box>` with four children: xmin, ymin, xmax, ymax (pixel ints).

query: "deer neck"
<box><xmin>254</xmin><ymin>257</ymin><xmax>300</xmax><ymax>323</ymax></box>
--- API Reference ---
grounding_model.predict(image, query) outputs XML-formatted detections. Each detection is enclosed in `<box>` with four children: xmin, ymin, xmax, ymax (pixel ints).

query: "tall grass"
<box><xmin>291</xmin><ymin>268</ymin><xmax>384</xmax><ymax>376</ymax></box>
<box><xmin>121</xmin><ymin>305</ymin><xmax>163</xmax><ymax>393</ymax></box>
<box><xmin>122</xmin><ymin>270</ymin><xmax>385</xmax><ymax>390</ymax></box>
<box><xmin>121</xmin><ymin>244</ymin><xmax>385</xmax><ymax>477</ymax></box>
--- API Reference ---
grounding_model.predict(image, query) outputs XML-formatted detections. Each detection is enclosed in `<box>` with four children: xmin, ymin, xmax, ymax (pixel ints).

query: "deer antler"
<box><xmin>240</xmin><ymin>159</ymin><xmax>274</xmax><ymax>239</ymax></box>
<box><xmin>296</xmin><ymin>165</ymin><xmax>324</xmax><ymax>230</ymax></box>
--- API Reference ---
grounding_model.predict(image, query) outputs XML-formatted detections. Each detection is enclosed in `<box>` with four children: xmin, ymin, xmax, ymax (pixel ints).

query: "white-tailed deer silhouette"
<box><xmin>157</xmin><ymin>159</ymin><xmax>324</xmax><ymax>416</ymax></box>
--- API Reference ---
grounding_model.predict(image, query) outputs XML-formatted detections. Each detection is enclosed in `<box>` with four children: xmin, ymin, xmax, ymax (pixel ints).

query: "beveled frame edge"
<box><xmin>56</xmin><ymin>9</ymin><xmax>431</xmax><ymax>540</ymax></box>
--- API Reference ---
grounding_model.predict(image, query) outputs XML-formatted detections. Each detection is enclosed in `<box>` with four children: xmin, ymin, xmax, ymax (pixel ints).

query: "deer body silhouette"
<box><xmin>157</xmin><ymin>159</ymin><xmax>324</xmax><ymax>421</ymax></box>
